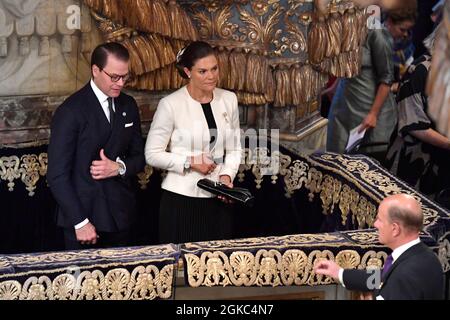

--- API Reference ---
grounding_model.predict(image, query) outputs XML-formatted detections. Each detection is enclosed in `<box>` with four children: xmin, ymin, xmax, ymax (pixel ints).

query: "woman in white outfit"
<box><xmin>145</xmin><ymin>41</ymin><xmax>242</xmax><ymax>244</ymax></box>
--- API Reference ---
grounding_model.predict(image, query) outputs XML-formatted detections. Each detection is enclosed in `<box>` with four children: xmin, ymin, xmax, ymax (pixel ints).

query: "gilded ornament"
<box><xmin>203</xmin><ymin>252</ymin><xmax>231</xmax><ymax>287</ymax></box>
<box><xmin>438</xmin><ymin>238</ymin><xmax>450</xmax><ymax>273</ymax></box>
<box><xmin>51</xmin><ymin>274</ymin><xmax>76</xmax><ymax>300</ymax></box>
<box><xmin>281</xmin><ymin>249</ymin><xmax>308</xmax><ymax>285</ymax></box>
<box><xmin>20</xmin><ymin>154</ymin><xmax>41</xmax><ymax>196</ymax></box>
<box><xmin>78</xmin><ymin>270</ymin><xmax>103</xmax><ymax>300</ymax></box>
<box><xmin>335</xmin><ymin>250</ymin><xmax>360</xmax><ymax>269</ymax></box>
<box><xmin>105</xmin><ymin>268</ymin><xmax>130</xmax><ymax>300</ymax></box>
<box><xmin>255</xmin><ymin>250</ymin><xmax>282</xmax><ymax>286</ymax></box>
<box><xmin>0</xmin><ymin>156</ymin><xmax>21</xmax><ymax>191</ymax></box>
<box><xmin>229</xmin><ymin>251</ymin><xmax>256</xmax><ymax>285</ymax></box>
<box><xmin>137</xmin><ymin>164</ymin><xmax>153</xmax><ymax>190</ymax></box>
<box><xmin>0</xmin><ymin>281</ymin><xmax>21</xmax><ymax>300</ymax></box>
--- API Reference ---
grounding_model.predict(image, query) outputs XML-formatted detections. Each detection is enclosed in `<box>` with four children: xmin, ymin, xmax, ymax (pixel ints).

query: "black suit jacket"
<box><xmin>47</xmin><ymin>83</ymin><xmax>145</xmax><ymax>232</ymax></box>
<box><xmin>343</xmin><ymin>242</ymin><xmax>444</xmax><ymax>300</ymax></box>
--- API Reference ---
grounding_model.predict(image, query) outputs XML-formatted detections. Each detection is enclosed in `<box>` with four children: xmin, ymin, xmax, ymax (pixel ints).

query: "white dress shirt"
<box><xmin>90</xmin><ymin>79</ymin><xmax>115</xmax><ymax>121</ymax></box>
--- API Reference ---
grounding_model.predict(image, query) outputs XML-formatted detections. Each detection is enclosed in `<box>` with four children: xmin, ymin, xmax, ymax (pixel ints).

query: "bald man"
<box><xmin>314</xmin><ymin>194</ymin><xmax>444</xmax><ymax>300</ymax></box>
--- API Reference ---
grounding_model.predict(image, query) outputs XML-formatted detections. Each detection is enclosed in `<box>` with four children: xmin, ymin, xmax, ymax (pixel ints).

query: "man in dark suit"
<box><xmin>314</xmin><ymin>194</ymin><xmax>444</xmax><ymax>300</ymax></box>
<box><xmin>47</xmin><ymin>42</ymin><xmax>145</xmax><ymax>250</ymax></box>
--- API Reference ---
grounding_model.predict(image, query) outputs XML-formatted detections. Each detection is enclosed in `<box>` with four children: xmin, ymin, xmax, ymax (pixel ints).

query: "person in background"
<box><xmin>145</xmin><ymin>41</ymin><xmax>242</xmax><ymax>244</ymax></box>
<box><xmin>386</xmin><ymin>27</ymin><xmax>450</xmax><ymax>200</ymax></box>
<box><xmin>314</xmin><ymin>194</ymin><xmax>444</xmax><ymax>300</ymax></box>
<box><xmin>327</xmin><ymin>3</ymin><xmax>417</xmax><ymax>159</ymax></box>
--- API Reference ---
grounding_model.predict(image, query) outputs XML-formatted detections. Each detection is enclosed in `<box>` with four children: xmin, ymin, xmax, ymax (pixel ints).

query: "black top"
<box><xmin>201</xmin><ymin>102</ymin><xmax>217</xmax><ymax>150</ymax></box>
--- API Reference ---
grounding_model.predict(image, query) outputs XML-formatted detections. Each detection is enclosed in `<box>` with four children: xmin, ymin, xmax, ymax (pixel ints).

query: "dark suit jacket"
<box><xmin>343</xmin><ymin>242</ymin><xmax>444</xmax><ymax>300</ymax></box>
<box><xmin>47</xmin><ymin>83</ymin><xmax>145</xmax><ymax>232</ymax></box>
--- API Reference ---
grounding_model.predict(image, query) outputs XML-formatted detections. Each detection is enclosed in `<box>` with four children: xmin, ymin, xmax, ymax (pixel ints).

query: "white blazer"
<box><xmin>145</xmin><ymin>86</ymin><xmax>242</xmax><ymax>198</ymax></box>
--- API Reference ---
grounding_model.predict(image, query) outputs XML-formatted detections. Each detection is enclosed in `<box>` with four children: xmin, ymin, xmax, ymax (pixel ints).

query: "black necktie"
<box><xmin>107</xmin><ymin>97</ymin><xmax>114</xmax><ymax>127</ymax></box>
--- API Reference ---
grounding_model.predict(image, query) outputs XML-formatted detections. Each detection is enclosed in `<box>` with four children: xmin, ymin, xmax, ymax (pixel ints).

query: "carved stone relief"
<box><xmin>0</xmin><ymin>0</ymin><xmax>102</xmax><ymax>96</ymax></box>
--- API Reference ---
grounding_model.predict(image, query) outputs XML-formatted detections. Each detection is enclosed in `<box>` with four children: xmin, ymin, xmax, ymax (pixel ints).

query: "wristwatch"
<box><xmin>184</xmin><ymin>157</ymin><xmax>191</xmax><ymax>172</ymax></box>
<box><xmin>117</xmin><ymin>161</ymin><xmax>126</xmax><ymax>176</ymax></box>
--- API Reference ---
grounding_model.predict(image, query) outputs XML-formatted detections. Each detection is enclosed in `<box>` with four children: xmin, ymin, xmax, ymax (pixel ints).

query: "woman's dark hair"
<box><xmin>91</xmin><ymin>42</ymin><xmax>130</xmax><ymax>70</ymax></box>
<box><xmin>385</xmin><ymin>0</ymin><xmax>418</xmax><ymax>24</ymax></box>
<box><xmin>175</xmin><ymin>41</ymin><xmax>215</xmax><ymax>79</ymax></box>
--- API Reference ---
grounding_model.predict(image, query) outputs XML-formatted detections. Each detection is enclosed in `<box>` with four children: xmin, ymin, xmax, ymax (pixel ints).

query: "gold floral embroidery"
<box><xmin>0</xmin><ymin>264</ymin><xmax>174</xmax><ymax>300</ymax></box>
<box><xmin>183</xmin><ymin>247</ymin><xmax>388</xmax><ymax>288</ymax></box>
<box><xmin>0</xmin><ymin>156</ymin><xmax>21</xmax><ymax>191</ymax></box>
<box><xmin>137</xmin><ymin>165</ymin><xmax>153</xmax><ymax>190</ymax></box>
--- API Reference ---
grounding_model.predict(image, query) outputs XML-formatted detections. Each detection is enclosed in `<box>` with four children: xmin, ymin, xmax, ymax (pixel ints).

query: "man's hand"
<box><xmin>90</xmin><ymin>149</ymin><xmax>120</xmax><ymax>180</ymax></box>
<box><xmin>313</xmin><ymin>259</ymin><xmax>341</xmax><ymax>281</ymax></box>
<box><xmin>75</xmin><ymin>222</ymin><xmax>98</xmax><ymax>245</ymax></box>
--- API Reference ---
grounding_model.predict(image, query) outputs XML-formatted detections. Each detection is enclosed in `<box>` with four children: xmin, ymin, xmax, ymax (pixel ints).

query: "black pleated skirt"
<box><xmin>158</xmin><ymin>190</ymin><xmax>234</xmax><ymax>244</ymax></box>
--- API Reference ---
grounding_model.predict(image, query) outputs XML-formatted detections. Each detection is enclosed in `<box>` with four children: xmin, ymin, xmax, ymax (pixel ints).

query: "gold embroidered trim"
<box><xmin>0</xmin><ymin>150</ymin><xmax>442</xmax><ymax>230</ymax></box>
<box><xmin>184</xmin><ymin>248</ymin><xmax>386</xmax><ymax>288</ymax></box>
<box><xmin>0</xmin><ymin>264</ymin><xmax>173</xmax><ymax>300</ymax></box>
<box><xmin>0</xmin><ymin>154</ymin><xmax>47</xmax><ymax>196</ymax></box>
<box><xmin>438</xmin><ymin>232</ymin><xmax>450</xmax><ymax>273</ymax></box>
<box><xmin>182</xmin><ymin>232</ymin><xmax>387</xmax><ymax>252</ymax></box>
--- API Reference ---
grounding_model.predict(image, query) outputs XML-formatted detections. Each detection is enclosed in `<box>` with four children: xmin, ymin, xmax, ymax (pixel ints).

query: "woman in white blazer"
<box><xmin>145</xmin><ymin>41</ymin><xmax>242</xmax><ymax>244</ymax></box>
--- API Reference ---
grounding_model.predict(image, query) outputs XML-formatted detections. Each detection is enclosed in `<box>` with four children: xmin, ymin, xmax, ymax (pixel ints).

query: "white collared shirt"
<box><xmin>390</xmin><ymin>238</ymin><xmax>421</xmax><ymax>263</ymax></box>
<box><xmin>90</xmin><ymin>79</ymin><xmax>115</xmax><ymax>122</ymax></box>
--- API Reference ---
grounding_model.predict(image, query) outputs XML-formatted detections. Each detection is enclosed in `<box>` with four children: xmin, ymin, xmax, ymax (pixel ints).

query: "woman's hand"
<box><xmin>360</xmin><ymin>112</ymin><xmax>377</xmax><ymax>132</ymax></box>
<box><xmin>190</xmin><ymin>153</ymin><xmax>216</xmax><ymax>175</ymax></box>
<box><xmin>218</xmin><ymin>175</ymin><xmax>234</xmax><ymax>204</ymax></box>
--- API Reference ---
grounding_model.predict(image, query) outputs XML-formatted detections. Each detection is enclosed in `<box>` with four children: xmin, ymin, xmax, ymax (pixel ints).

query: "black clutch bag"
<box><xmin>197</xmin><ymin>178</ymin><xmax>254</xmax><ymax>207</ymax></box>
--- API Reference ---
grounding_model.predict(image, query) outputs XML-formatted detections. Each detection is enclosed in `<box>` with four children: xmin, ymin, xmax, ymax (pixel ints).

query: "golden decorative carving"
<box><xmin>78</xmin><ymin>270</ymin><xmax>103</xmax><ymax>300</ymax></box>
<box><xmin>0</xmin><ymin>281</ymin><xmax>21</xmax><ymax>300</ymax></box>
<box><xmin>0</xmin><ymin>264</ymin><xmax>174</xmax><ymax>300</ymax></box>
<box><xmin>0</xmin><ymin>153</ymin><xmax>47</xmax><ymax>196</ymax></box>
<box><xmin>345</xmin><ymin>230</ymin><xmax>380</xmax><ymax>244</ymax></box>
<box><xmin>283</xmin><ymin>159</ymin><xmax>309</xmax><ymax>197</ymax></box>
<box><xmin>238</xmin><ymin>2</ymin><xmax>283</xmax><ymax>48</ymax></box>
<box><xmin>0</xmin><ymin>156</ymin><xmax>21</xmax><ymax>191</ymax></box>
<box><xmin>438</xmin><ymin>236</ymin><xmax>450</xmax><ymax>273</ymax></box>
<box><xmin>282</xmin><ymin>16</ymin><xmax>308</xmax><ymax>54</ymax></box>
<box><xmin>3</xmin><ymin>245</ymin><xmax>176</xmax><ymax>267</ymax></box>
<box><xmin>256</xmin><ymin>249</ymin><xmax>282</xmax><ymax>286</ymax></box>
<box><xmin>335</xmin><ymin>250</ymin><xmax>360</xmax><ymax>269</ymax></box>
<box><xmin>2</xmin><ymin>149</ymin><xmax>440</xmax><ymax>233</ymax></box>
<box><xmin>229</xmin><ymin>251</ymin><xmax>257</xmax><ymax>285</ymax></box>
<box><xmin>51</xmin><ymin>274</ymin><xmax>76</xmax><ymax>300</ymax></box>
<box><xmin>360</xmin><ymin>250</ymin><xmax>387</xmax><ymax>270</ymax></box>
<box><xmin>20</xmin><ymin>154</ymin><xmax>41</xmax><ymax>196</ymax></box>
<box><xmin>84</xmin><ymin>0</ymin><xmax>367</xmax><ymax>109</ymax></box>
<box><xmin>204</xmin><ymin>252</ymin><xmax>232</xmax><ymax>287</ymax></box>
<box><xmin>192</xmin><ymin>6</ymin><xmax>238</xmax><ymax>40</ymax></box>
<box><xmin>280</xmin><ymin>249</ymin><xmax>308</xmax><ymax>285</ymax></box>
<box><xmin>137</xmin><ymin>165</ymin><xmax>154</xmax><ymax>190</ymax></box>
<box><xmin>183</xmin><ymin>245</ymin><xmax>387</xmax><ymax>288</ymax></box>
<box><xmin>84</xmin><ymin>0</ymin><xmax>198</xmax><ymax>41</ymax></box>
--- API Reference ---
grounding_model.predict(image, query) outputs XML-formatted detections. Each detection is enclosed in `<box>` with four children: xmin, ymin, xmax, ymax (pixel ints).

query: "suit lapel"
<box><xmin>381</xmin><ymin>243</ymin><xmax>423</xmax><ymax>285</ymax></box>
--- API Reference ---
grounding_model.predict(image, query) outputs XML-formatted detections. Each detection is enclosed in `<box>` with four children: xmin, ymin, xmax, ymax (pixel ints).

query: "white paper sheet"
<box><xmin>345</xmin><ymin>125</ymin><xmax>366</xmax><ymax>153</ymax></box>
